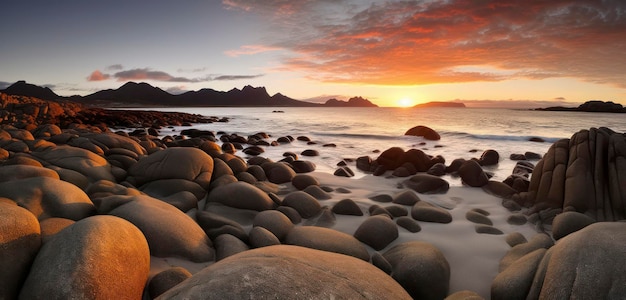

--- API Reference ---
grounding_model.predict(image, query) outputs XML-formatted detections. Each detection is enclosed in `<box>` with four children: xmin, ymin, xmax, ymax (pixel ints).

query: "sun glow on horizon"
<box><xmin>397</xmin><ymin>98</ymin><xmax>415</xmax><ymax>107</ymax></box>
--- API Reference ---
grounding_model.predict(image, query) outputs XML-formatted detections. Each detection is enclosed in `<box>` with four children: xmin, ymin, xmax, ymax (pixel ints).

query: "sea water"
<box><xmin>132</xmin><ymin>107</ymin><xmax>626</xmax><ymax>185</ymax></box>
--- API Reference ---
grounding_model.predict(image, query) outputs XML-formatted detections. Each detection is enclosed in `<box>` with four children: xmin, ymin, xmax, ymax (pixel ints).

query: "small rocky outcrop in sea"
<box><xmin>515</xmin><ymin>127</ymin><xmax>626</xmax><ymax>222</ymax></box>
<box><xmin>404</xmin><ymin>125</ymin><xmax>441</xmax><ymax>140</ymax></box>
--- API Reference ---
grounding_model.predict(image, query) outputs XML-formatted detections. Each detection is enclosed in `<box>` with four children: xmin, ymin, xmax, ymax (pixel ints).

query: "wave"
<box><xmin>440</xmin><ymin>130</ymin><xmax>561</xmax><ymax>143</ymax></box>
<box><xmin>312</xmin><ymin>132</ymin><xmax>401</xmax><ymax>141</ymax></box>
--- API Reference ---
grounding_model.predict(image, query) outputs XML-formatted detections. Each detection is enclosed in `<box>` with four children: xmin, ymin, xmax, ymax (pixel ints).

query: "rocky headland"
<box><xmin>1</xmin><ymin>92</ymin><xmax>625</xmax><ymax>299</ymax></box>
<box><xmin>535</xmin><ymin>100</ymin><xmax>626</xmax><ymax>113</ymax></box>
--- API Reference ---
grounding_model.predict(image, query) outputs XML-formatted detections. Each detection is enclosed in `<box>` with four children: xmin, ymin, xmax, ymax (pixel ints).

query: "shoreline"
<box><xmin>1</xmin><ymin>92</ymin><xmax>625</xmax><ymax>299</ymax></box>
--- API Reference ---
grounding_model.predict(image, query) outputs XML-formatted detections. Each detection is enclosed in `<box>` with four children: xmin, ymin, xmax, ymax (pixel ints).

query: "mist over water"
<box><xmin>143</xmin><ymin>107</ymin><xmax>626</xmax><ymax>184</ymax></box>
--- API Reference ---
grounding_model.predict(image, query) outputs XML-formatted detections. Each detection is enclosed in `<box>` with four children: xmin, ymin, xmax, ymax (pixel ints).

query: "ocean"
<box><xmin>133</xmin><ymin>107</ymin><xmax>626</xmax><ymax>185</ymax></box>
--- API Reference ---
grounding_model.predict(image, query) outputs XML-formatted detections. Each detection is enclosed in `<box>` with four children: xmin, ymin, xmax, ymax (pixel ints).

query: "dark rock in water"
<box><xmin>458</xmin><ymin>160</ymin><xmax>489</xmax><ymax>187</ymax></box>
<box><xmin>482</xmin><ymin>181</ymin><xmax>517</xmax><ymax>199</ymax></box>
<box><xmin>524</xmin><ymin>151</ymin><xmax>542</xmax><ymax>160</ymax></box>
<box><xmin>370</xmin><ymin>194</ymin><xmax>393</xmax><ymax>203</ymax></box>
<box><xmin>300</xmin><ymin>149</ymin><xmax>319</xmax><ymax>156</ymax></box>
<box><xmin>411</xmin><ymin>201</ymin><xmax>452</xmax><ymax>223</ymax></box>
<box><xmin>527</xmin><ymin>223</ymin><xmax>626</xmax><ymax>299</ymax></box>
<box><xmin>276</xmin><ymin>206</ymin><xmax>302</xmax><ymax>224</ymax></box>
<box><xmin>385</xmin><ymin>205</ymin><xmax>408</xmax><ymax>217</ymax></box>
<box><xmin>396</xmin><ymin>216</ymin><xmax>421</xmax><ymax>233</ymax></box>
<box><xmin>356</xmin><ymin>155</ymin><xmax>372</xmax><ymax>171</ymax></box>
<box><xmin>526</xmin><ymin>127</ymin><xmax>626</xmax><ymax>221</ymax></box>
<box><xmin>446</xmin><ymin>158</ymin><xmax>466</xmax><ymax>173</ymax></box>
<box><xmin>354</xmin><ymin>215</ymin><xmax>399</xmax><ymax>250</ymax></box>
<box><xmin>478</xmin><ymin>149</ymin><xmax>499</xmax><ymax>166</ymax></box>
<box><xmin>264</xmin><ymin>162</ymin><xmax>296</xmax><ymax>184</ymax></box>
<box><xmin>19</xmin><ymin>216</ymin><xmax>150</xmax><ymax>300</ymax></box>
<box><xmin>376</xmin><ymin>147</ymin><xmax>405</xmax><ymax>170</ymax></box>
<box><xmin>303</xmin><ymin>185</ymin><xmax>332</xmax><ymax>200</ymax></box>
<box><xmin>332</xmin><ymin>199</ymin><xmax>363</xmax><ymax>216</ymax></box>
<box><xmin>507</xmin><ymin>214</ymin><xmax>528</xmax><ymax>225</ymax></box>
<box><xmin>157</xmin><ymin>245</ymin><xmax>411</xmax><ymax>299</ymax></box>
<box><xmin>243</xmin><ymin>146</ymin><xmax>265</xmax><ymax>156</ymax></box>
<box><xmin>510</xmin><ymin>153</ymin><xmax>527</xmax><ymax>160</ymax></box>
<box><xmin>281</xmin><ymin>191</ymin><xmax>322</xmax><ymax>218</ymax></box>
<box><xmin>285</xmin><ymin>226</ymin><xmax>370</xmax><ymax>261</ymax></box>
<box><xmin>404</xmin><ymin>125</ymin><xmax>441</xmax><ymax>141</ymax></box>
<box><xmin>400</xmin><ymin>149</ymin><xmax>433</xmax><ymax>172</ymax></box>
<box><xmin>466</xmin><ymin>210</ymin><xmax>493</xmax><ymax>225</ymax></box>
<box><xmin>528</xmin><ymin>137</ymin><xmax>545</xmax><ymax>142</ymax></box>
<box><xmin>392</xmin><ymin>166</ymin><xmax>412</xmax><ymax>177</ymax></box>
<box><xmin>148</xmin><ymin>267</ymin><xmax>192</xmax><ymax>299</ymax></box>
<box><xmin>491</xmin><ymin>248</ymin><xmax>546</xmax><ymax>300</ymax></box>
<box><xmin>551</xmin><ymin>211</ymin><xmax>595</xmax><ymax>240</ymax></box>
<box><xmin>505</xmin><ymin>232</ymin><xmax>528</xmax><ymax>247</ymax></box>
<box><xmin>383</xmin><ymin>241</ymin><xmax>450</xmax><ymax>300</ymax></box>
<box><xmin>403</xmin><ymin>174</ymin><xmax>450</xmax><ymax>194</ymax></box>
<box><xmin>291</xmin><ymin>174</ymin><xmax>319</xmax><ymax>190</ymax></box>
<box><xmin>427</xmin><ymin>162</ymin><xmax>446</xmax><ymax>176</ymax></box>
<box><xmin>474</xmin><ymin>225</ymin><xmax>503</xmax><ymax>235</ymax></box>
<box><xmin>290</xmin><ymin>160</ymin><xmax>316</xmax><ymax>173</ymax></box>
<box><xmin>392</xmin><ymin>190</ymin><xmax>421</xmax><ymax>206</ymax></box>
<box><xmin>334</xmin><ymin>166</ymin><xmax>355</xmax><ymax>177</ymax></box>
<box><xmin>296</xmin><ymin>136</ymin><xmax>311</xmax><ymax>142</ymax></box>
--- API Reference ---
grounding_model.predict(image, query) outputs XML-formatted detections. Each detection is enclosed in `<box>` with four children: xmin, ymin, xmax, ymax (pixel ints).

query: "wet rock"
<box><xmin>354</xmin><ymin>215</ymin><xmax>399</xmax><ymax>250</ymax></box>
<box><xmin>403</xmin><ymin>174</ymin><xmax>450</xmax><ymax>194</ymax></box>
<box><xmin>157</xmin><ymin>245</ymin><xmax>411</xmax><ymax>299</ymax></box>
<box><xmin>332</xmin><ymin>199</ymin><xmax>364</xmax><ymax>216</ymax></box>
<box><xmin>458</xmin><ymin>160</ymin><xmax>489</xmax><ymax>187</ymax></box>
<box><xmin>404</xmin><ymin>125</ymin><xmax>441</xmax><ymax>141</ymax></box>
<box><xmin>551</xmin><ymin>211</ymin><xmax>595</xmax><ymax>240</ymax></box>
<box><xmin>396</xmin><ymin>216</ymin><xmax>421</xmax><ymax>233</ymax></box>
<box><xmin>291</xmin><ymin>174</ymin><xmax>319</xmax><ymax>190</ymax></box>
<box><xmin>281</xmin><ymin>191</ymin><xmax>322</xmax><ymax>218</ymax></box>
<box><xmin>411</xmin><ymin>201</ymin><xmax>452</xmax><ymax>223</ymax></box>
<box><xmin>285</xmin><ymin>226</ymin><xmax>370</xmax><ymax>261</ymax></box>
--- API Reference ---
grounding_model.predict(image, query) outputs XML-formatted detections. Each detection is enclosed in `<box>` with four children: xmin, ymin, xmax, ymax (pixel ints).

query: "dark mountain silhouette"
<box><xmin>324</xmin><ymin>96</ymin><xmax>378</xmax><ymax>107</ymax></box>
<box><xmin>536</xmin><ymin>100</ymin><xmax>626</xmax><ymax>113</ymax></box>
<box><xmin>2</xmin><ymin>80</ymin><xmax>59</xmax><ymax>101</ymax></box>
<box><xmin>1</xmin><ymin>81</ymin><xmax>377</xmax><ymax>107</ymax></box>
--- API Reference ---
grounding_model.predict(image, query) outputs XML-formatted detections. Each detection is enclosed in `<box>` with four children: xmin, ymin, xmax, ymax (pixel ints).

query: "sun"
<box><xmin>397</xmin><ymin>98</ymin><xmax>414</xmax><ymax>107</ymax></box>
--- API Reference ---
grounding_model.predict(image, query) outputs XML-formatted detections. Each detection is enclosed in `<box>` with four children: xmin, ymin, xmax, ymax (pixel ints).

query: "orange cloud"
<box><xmin>225</xmin><ymin>0</ymin><xmax>626</xmax><ymax>87</ymax></box>
<box><xmin>224</xmin><ymin>45</ymin><xmax>282</xmax><ymax>57</ymax></box>
<box><xmin>86</xmin><ymin>70</ymin><xmax>110</xmax><ymax>81</ymax></box>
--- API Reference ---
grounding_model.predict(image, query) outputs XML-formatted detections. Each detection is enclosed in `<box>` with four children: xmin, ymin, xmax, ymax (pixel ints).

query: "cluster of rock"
<box><xmin>0</xmin><ymin>107</ymin><xmax>457</xmax><ymax>299</ymax></box>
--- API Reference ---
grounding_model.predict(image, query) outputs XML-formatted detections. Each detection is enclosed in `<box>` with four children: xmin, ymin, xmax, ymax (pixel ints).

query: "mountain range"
<box><xmin>0</xmin><ymin>81</ymin><xmax>378</xmax><ymax>107</ymax></box>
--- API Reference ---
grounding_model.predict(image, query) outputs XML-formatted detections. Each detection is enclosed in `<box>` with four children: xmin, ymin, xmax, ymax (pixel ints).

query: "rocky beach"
<box><xmin>1</xmin><ymin>92</ymin><xmax>625</xmax><ymax>299</ymax></box>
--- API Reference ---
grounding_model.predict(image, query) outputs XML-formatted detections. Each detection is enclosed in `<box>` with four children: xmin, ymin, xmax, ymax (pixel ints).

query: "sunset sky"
<box><xmin>1</xmin><ymin>0</ymin><xmax>625</xmax><ymax>107</ymax></box>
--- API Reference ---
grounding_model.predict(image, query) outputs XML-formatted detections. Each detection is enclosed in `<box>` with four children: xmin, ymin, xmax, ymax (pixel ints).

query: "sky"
<box><xmin>1</xmin><ymin>0</ymin><xmax>625</xmax><ymax>107</ymax></box>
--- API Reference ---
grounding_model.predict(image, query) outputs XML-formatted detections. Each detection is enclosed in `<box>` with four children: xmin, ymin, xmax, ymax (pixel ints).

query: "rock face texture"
<box><xmin>520</xmin><ymin>127</ymin><xmax>626</xmax><ymax>221</ymax></box>
<box><xmin>157</xmin><ymin>245</ymin><xmax>411</xmax><ymax>299</ymax></box>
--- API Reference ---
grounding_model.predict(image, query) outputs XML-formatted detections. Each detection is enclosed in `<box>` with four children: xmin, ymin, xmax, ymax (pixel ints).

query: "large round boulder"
<box><xmin>353</xmin><ymin>215</ymin><xmax>398</xmax><ymax>250</ymax></box>
<box><xmin>108</xmin><ymin>195</ymin><xmax>214</xmax><ymax>262</ymax></box>
<box><xmin>206</xmin><ymin>181</ymin><xmax>275</xmax><ymax>211</ymax></box>
<box><xmin>19</xmin><ymin>215</ymin><xmax>150</xmax><ymax>300</ymax></box>
<box><xmin>383</xmin><ymin>241</ymin><xmax>450</xmax><ymax>300</ymax></box>
<box><xmin>128</xmin><ymin>147</ymin><xmax>214</xmax><ymax>189</ymax></box>
<box><xmin>281</xmin><ymin>191</ymin><xmax>322</xmax><ymax>218</ymax></box>
<box><xmin>285</xmin><ymin>226</ymin><xmax>370</xmax><ymax>261</ymax></box>
<box><xmin>0</xmin><ymin>202</ymin><xmax>41</xmax><ymax>299</ymax></box>
<box><xmin>404</xmin><ymin>125</ymin><xmax>441</xmax><ymax>141</ymax></box>
<box><xmin>527</xmin><ymin>222</ymin><xmax>626</xmax><ymax>299</ymax></box>
<box><xmin>458</xmin><ymin>160</ymin><xmax>489</xmax><ymax>187</ymax></box>
<box><xmin>0</xmin><ymin>165</ymin><xmax>59</xmax><ymax>182</ymax></box>
<box><xmin>403</xmin><ymin>174</ymin><xmax>450</xmax><ymax>194</ymax></box>
<box><xmin>0</xmin><ymin>177</ymin><xmax>95</xmax><ymax>221</ymax></box>
<box><xmin>157</xmin><ymin>245</ymin><xmax>411</xmax><ymax>299</ymax></box>
<box><xmin>32</xmin><ymin>145</ymin><xmax>115</xmax><ymax>181</ymax></box>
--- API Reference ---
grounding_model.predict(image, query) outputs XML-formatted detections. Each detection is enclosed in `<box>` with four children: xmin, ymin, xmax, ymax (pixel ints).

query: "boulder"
<box><xmin>491</xmin><ymin>249</ymin><xmax>546</xmax><ymax>300</ymax></box>
<box><xmin>0</xmin><ymin>177</ymin><xmax>95</xmax><ymax>221</ymax></box>
<box><xmin>264</xmin><ymin>162</ymin><xmax>296</xmax><ymax>184</ymax></box>
<box><xmin>109</xmin><ymin>195</ymin><xmax>214</xmax><ymax>262</ymax></box>
<box><xmin>404</xmin><ymin>125</ymin><xmax>441</xmax><ymax>141</ymax></box>
<box><xmin>281</xmin><ymin>191</ymin><xmax>322</xmax><ymax>218</ymax></box>
<box><xmin>291</xmin><ymin>174</ymin><xmax>319</xmax><ymax>190</ymax></box>
<box><xmin>332</xmin><ymin>199</ymin><xmax>364</xmax><ymax>216</ymax></box>
<box><xmin>157</xmin><ymin>245</ymin><xmax>411</xmax><ymax>299</ymax></box>
<box><xmin>285</xmin><ymin>226</ymin><xmax>370</xmax><ymax>261</ymax></box>
<box><xmin>148</xmin><ymin>267</ymin><xmax>192</xmax><ymax>299</ymax></box>
<box><xmin>353</xmin><ymin>215</ymin><xmax>399</xmax><ymax>250</ymax></box>
<box><xmin>0</xmin><ymin>202</ymin><xmax>41</xmax><ymax>299</ymax></box>
<box><xmin>140</xmin><ymin>179</ymin><xmax>207</xmax><ymax>202</ymax></box>
<box><xmin>392</xmin><ymin>190</ymin><xmax>421</xmax><ymax>205</ymax></box>
<box><xmin>214</xmin><ymin>234</ymin><xmax>249</xmax><ymax>261</ymax></box>
<box><xmin>396</xmin><ymin>216</ymin><xmax>421</xmax><ymax>233</ymax></box>
<box><xmin>0</xmin><ymin>164</ymin><xmax>59</xmax><ymax>182</ymax></box>
<box><xmin>478</xmin><ymin>149</ymin><xmax>499</xmax><ymax>166</ymax></box>
<box><xmin>19</xmin><ymin>216</ymin><xmax>150</xmax><ymax>300</ymax></box>
<box><xmin>403</xmin><ymin>174</ymin><xmax>450</xmax><ymax>194</ymax></box>
<box><xmin>128</xmin><ymin>147</ymin><xmax>214</xmax><ymax>189</ymax></box>
<box><xmin>551</xmin><ymin>211</ymin><xmax>595</xmax><ymax>240</ymax></box>
<box><xmin>383</xmin><ymin>241</ymin><xmax>450</xmax><ymax>300</ymax></box>
<box><xmin>303</xmin><ymin>185</ymin><xmax>332</xmax><ymax>200</ymax></box>
<box><xmin>249</xmin><ymin>226</ymin><xmax>281</xmax><ymax>248</ymax></box>
<box><xmin>32</xmin><ymin>145</ymin><xmax>115</xmax><ymax>182</ymax></box>
<box><xmin>411</xmin><ymin>201</ymin><xmax>452</xmax><ymax>223</ymax></box>
<box><xmin>207</xmin><ymin>181</ymin><xmax>274</xmax><ymax>211</ymax></box>
<box><xmin>528</xmin><ymin>222</ymin><xmax>626</xmax><ymax>299</ymax></box>
<box><xmin>252</xmin><ymin>210</ymin><xmax>294</xmax><ymax>241</ymax></box>
<box><xmin>458</xmin><ymin>160</ymin><xmax>489</xmax><ymax>187</ymax></box>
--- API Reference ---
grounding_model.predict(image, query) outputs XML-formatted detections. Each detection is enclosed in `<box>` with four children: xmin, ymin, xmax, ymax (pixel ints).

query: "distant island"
<box><xmin>535</xmin><ymin>100</ymin><xmax>626</xmax><ymax>113</ymax></box>
<box><xmin>412</xmin><ymin>101</ymin><xmax>466</xmax><ymax>108</ymax></box>
<box><xmin>0</xmin><ymin>80</ymin><xmax>378</xmax><ymax>108</ymax></box>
